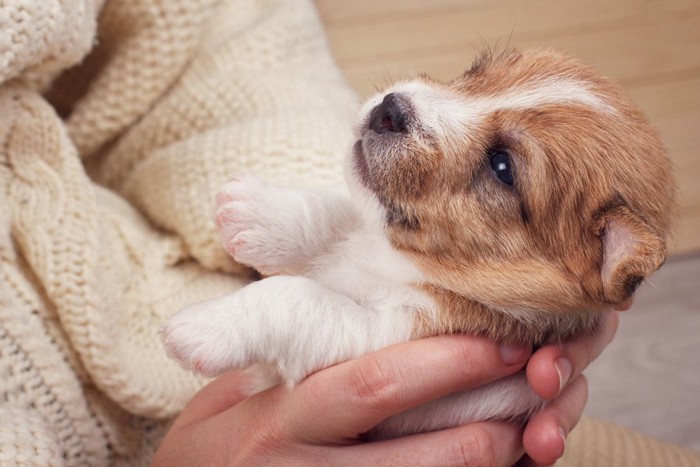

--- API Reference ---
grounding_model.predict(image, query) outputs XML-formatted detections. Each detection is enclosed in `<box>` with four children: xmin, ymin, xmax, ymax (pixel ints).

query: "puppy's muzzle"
<box><xmin>369</xmin><ymin>93</ymin><xmax>410</xmax><ymax>134</ymax></box>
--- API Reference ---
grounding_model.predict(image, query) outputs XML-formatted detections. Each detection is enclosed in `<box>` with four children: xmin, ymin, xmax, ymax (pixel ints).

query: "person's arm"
<box><xmin>153</xmin><ymin>313</ymin><xmax>617</xmax><ymax>466</ymax></box>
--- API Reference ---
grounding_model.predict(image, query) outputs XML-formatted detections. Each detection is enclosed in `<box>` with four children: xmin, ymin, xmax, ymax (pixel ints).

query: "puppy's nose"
<box><xmin>369</xmin><ymin>93</ymin><xmax>408</xmax><ymax>134</ymax></box>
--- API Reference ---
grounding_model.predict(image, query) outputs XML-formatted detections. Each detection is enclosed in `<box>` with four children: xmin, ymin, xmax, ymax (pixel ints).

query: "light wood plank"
<box><xmin>328</xmin><ymin>13</ymin><xmax>700</xmax><ymax>95</ymax></box>
<box><xmin>631</xmin><ymin>77</ymin><xmax>700</xmax><ymax>253</ymax></box>
<box><xmin>318</xmin><ymin>0</ymin><xmax>694</xmax><ymax>68</ymax></box>
<box><xmin>316</xmin><ymin>0</ymin><xmax>689</xmax><ymax>28</ymax></box>
<box><xmin>316</xmin><ymin>0</ymin><xmax>507</xmax><ymax>25</ymax></box>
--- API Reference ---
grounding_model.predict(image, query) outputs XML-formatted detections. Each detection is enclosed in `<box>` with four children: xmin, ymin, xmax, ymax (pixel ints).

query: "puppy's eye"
<box><xmin>489</xmin><ymin>151</ymin><xmax>514</xmax><ymax>186</ymax></box>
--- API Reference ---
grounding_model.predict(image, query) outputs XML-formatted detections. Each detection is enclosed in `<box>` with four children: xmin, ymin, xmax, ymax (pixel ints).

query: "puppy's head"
<box><xmin>347</xmin><ymin>49</ymin><xmax>675</xmax><ymax>336</ymax></box>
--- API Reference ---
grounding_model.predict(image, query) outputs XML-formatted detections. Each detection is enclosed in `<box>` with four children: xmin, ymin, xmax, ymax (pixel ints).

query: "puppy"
<box><xmin>162</xmin><ymin>49</ymin><xmax>675</xmax><ymax>439</ymax></box>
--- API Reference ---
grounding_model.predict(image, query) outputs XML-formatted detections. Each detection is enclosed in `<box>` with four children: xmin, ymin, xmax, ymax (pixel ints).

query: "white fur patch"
<box><xmin>369</xmin><ymin>373</ymin><xmax>547</xmax><ymax>440</ymax></box>
<box><xmin>162</xmin><ymin>275</ymin><xmax>417</xmax><ymax>383</ymax></box>
<box><xmin>359</xmin><ymin>78</ymin><xmax>615</xmax><ymax>145</ymax></box>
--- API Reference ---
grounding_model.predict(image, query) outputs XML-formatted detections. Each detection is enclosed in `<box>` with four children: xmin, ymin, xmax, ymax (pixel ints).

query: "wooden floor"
<box><xmin>315</xmin><ymin>0</ymin><xmax>700</xmax><ymax>256</ymax></box>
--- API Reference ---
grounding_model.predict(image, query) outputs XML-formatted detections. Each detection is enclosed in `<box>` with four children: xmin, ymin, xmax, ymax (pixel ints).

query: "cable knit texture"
<box><xmin>0</xmin><ymin>0</ymin><xmax>698</xmax><ymax>465</ymax></box>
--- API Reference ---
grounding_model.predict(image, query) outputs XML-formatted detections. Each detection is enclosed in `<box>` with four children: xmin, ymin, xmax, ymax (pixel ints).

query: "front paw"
<box><xmin>161</xmin><ymin>301</ymin><xmax>246</xmax><ymax>377</ymax></box>
<box><xmin>215</xmin><ymin>175</ymin><xmax>285</xmax><ymax>275</ymax></box>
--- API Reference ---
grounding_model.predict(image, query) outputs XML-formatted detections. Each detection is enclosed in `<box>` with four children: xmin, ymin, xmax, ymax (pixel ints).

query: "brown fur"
<box><xmin>413</xmin><ymin>287</ymin><xmax>603</xmax><ymax>347</ymax></box>
<box><xmin>363</xmin><ymin>49</ymin><xmax>675</xmax><ymax>346</ymax></box>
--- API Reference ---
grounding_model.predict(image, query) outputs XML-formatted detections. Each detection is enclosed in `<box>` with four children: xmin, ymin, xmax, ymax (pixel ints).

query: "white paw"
<box><xmin>215</xmin><ymin>175</ymin><xmax>288</xmax><ymax>275</ymax></box>
<box><xmin>161</xmin><ymin>300</ymin><xmax>247</xmax><ymax>377</ymax></box>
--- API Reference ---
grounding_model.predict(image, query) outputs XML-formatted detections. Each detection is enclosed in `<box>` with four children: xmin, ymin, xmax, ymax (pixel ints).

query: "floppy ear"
<box><xmin>595</xmin><ymin>204</ymin><xmax>667</xmax><ymax>310</ymax></box>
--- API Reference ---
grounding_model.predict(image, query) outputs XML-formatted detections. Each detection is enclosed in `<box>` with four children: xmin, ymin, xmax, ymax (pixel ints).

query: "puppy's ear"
<box><xmin>594</xmin><ymin>203</ymin><xmax>667</xmax><ymax>309</ymax></box>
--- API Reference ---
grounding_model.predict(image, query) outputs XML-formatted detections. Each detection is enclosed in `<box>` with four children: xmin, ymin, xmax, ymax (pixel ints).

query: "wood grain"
<box><xmin>315</xmin><ymin>0</ymin><xmax>700</xmax><ymax>255</ymax></box>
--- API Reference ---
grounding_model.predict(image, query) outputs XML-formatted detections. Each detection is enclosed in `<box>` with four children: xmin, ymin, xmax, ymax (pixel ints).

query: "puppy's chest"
<box><xmin>303</xmin><ymin>235</ymin><xmax>603</xmax><ymax>347</ymax></box>
<box><xmin>305</xmin><ymin>233</ymin><xmax>433</xmax><ymax>316</ymax></box>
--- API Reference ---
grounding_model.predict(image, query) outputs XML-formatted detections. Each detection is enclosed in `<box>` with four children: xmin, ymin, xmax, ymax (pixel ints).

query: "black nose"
<box><xmin>369</xmin><ymin>93</ymin><xmax>408</xmax><ymax>134</ymax></box>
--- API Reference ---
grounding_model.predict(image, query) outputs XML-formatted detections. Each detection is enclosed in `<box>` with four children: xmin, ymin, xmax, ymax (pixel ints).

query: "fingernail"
<box><xmin>558</xmin><ymin>426</ymin><xmax>567</xmax><ymax>439</ymax></box>
<box><xmin>558</xmin><ymin>426</ymin><xmax>567</xmax><ymax>456</ymax></box>
<box><xmin>554</xmin><ymin>357</ymin><xmax>572</xmax><ymax>393</ymax></box>
<box><xmin>499</xmin><ymin>344</ymin><xmax>531</xmax><ymax>365</ymax></box>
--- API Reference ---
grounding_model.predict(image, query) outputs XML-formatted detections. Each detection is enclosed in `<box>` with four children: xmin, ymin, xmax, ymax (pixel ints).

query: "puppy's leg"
<box><xmin>216</xmin><ymin>175</ymin><xmax>359</xmax><ymax>275</ymax></box>
<box><xmin>162</xmin><ymin>275</ymin><xmax>413</xmax><ymax>384</ymax></box>
<box><xmin>368</xmin><ymin>373</ymin><xmax>547</xmax><ymax>440</ymax></box>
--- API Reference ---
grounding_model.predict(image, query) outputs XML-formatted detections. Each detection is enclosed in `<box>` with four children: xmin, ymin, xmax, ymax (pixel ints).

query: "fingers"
<box><xmin>336</xmin><ymin>421</ymin><xmax>524</xmax><ymax>467</ymax></box>
<box><xmin>522</xmin><ymin>312</ymin><xmax>617</xmax><ymax>464</ymax></box>
<box><xmin>523</xmin><ymin>375</ymin><xmax>588</xmax><ymax>466</ymax></box>
<box><xmin>526</xmin><ymin>311</ymin><xmax>618</xmax><ymax>399</ymax></box>
<box><xmin>170</xmin><ymin>370</ymin><xmax>251</xmax><ymax>430</ymax></box>
<box><xmin>283</xmin><ymin>335</ymin><xmax>531</xmax><ymax>443</ymax></box>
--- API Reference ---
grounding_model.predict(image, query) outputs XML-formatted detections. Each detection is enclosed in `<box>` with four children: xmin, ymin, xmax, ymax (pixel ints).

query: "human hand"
<box><xmin>152</xmin><ymin>312</ymin><xmax>618</xmax><ymax>467</ymax></box>
<box><xmin>153</xmin><ymin>335</ymin><xmax>532</xmax><ymax>466</ymax></box>
<box><xmin>521</xmin><ymin>311</ymin><xmax>620</xmax><ymax>466</ymax></box>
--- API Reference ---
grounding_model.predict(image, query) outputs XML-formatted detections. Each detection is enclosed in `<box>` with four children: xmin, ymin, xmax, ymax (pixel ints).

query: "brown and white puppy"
<box><xmin>162</xmin><ymin>49</ymin><xmax>675</xmax><ymax>439</ymax></box>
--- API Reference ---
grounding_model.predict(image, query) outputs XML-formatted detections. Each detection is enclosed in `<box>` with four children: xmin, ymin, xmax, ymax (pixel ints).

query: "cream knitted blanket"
<box><xmin>1</xmin><ymin>0</ymin><xmax>354</xmax><ymax>464</ymax></box>
<box><xmin>0</xmin><ymin>1</ymin><xmax>698</xmax><ymax>465</ymax></box>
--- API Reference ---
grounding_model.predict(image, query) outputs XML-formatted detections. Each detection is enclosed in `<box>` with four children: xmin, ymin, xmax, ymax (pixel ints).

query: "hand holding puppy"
<box><xmin>153</xmin><ymin>312</ymin><xmax>617</xmax><ymax>467</ymax></box>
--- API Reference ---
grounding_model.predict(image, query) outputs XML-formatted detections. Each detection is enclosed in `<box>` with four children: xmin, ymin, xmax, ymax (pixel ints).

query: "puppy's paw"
<box><xmin>161</xmin><ymin>302</ymin><xmax>246</xmax><ymax>377</ymax></box>
<box><xmin>215</xmin><ymin>175</ymin><xmax>288</xmax><ymax>274</ymax></box>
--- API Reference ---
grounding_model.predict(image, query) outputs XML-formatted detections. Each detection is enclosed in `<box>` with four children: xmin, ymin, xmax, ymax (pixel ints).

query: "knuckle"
<box><xmin>347</xmin><ymin>355</ymin><xmax>401</xmax><ymax>413</ymax></box>
<box><xmin>448</xmin><ymin>426</ymin><xmax>498</xmax><ymax>467</ymax></box>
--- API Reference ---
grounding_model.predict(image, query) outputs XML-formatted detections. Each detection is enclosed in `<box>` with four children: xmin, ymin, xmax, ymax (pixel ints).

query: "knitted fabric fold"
<box><xmin>1</xmin><ymin>0</ymin><xmax>354</xmax><ymax>463</ymax></box>
<box><xmin>0</xmin><ymin>0</ymin><xmax>104</xmax><ymax>88</ymax></box>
